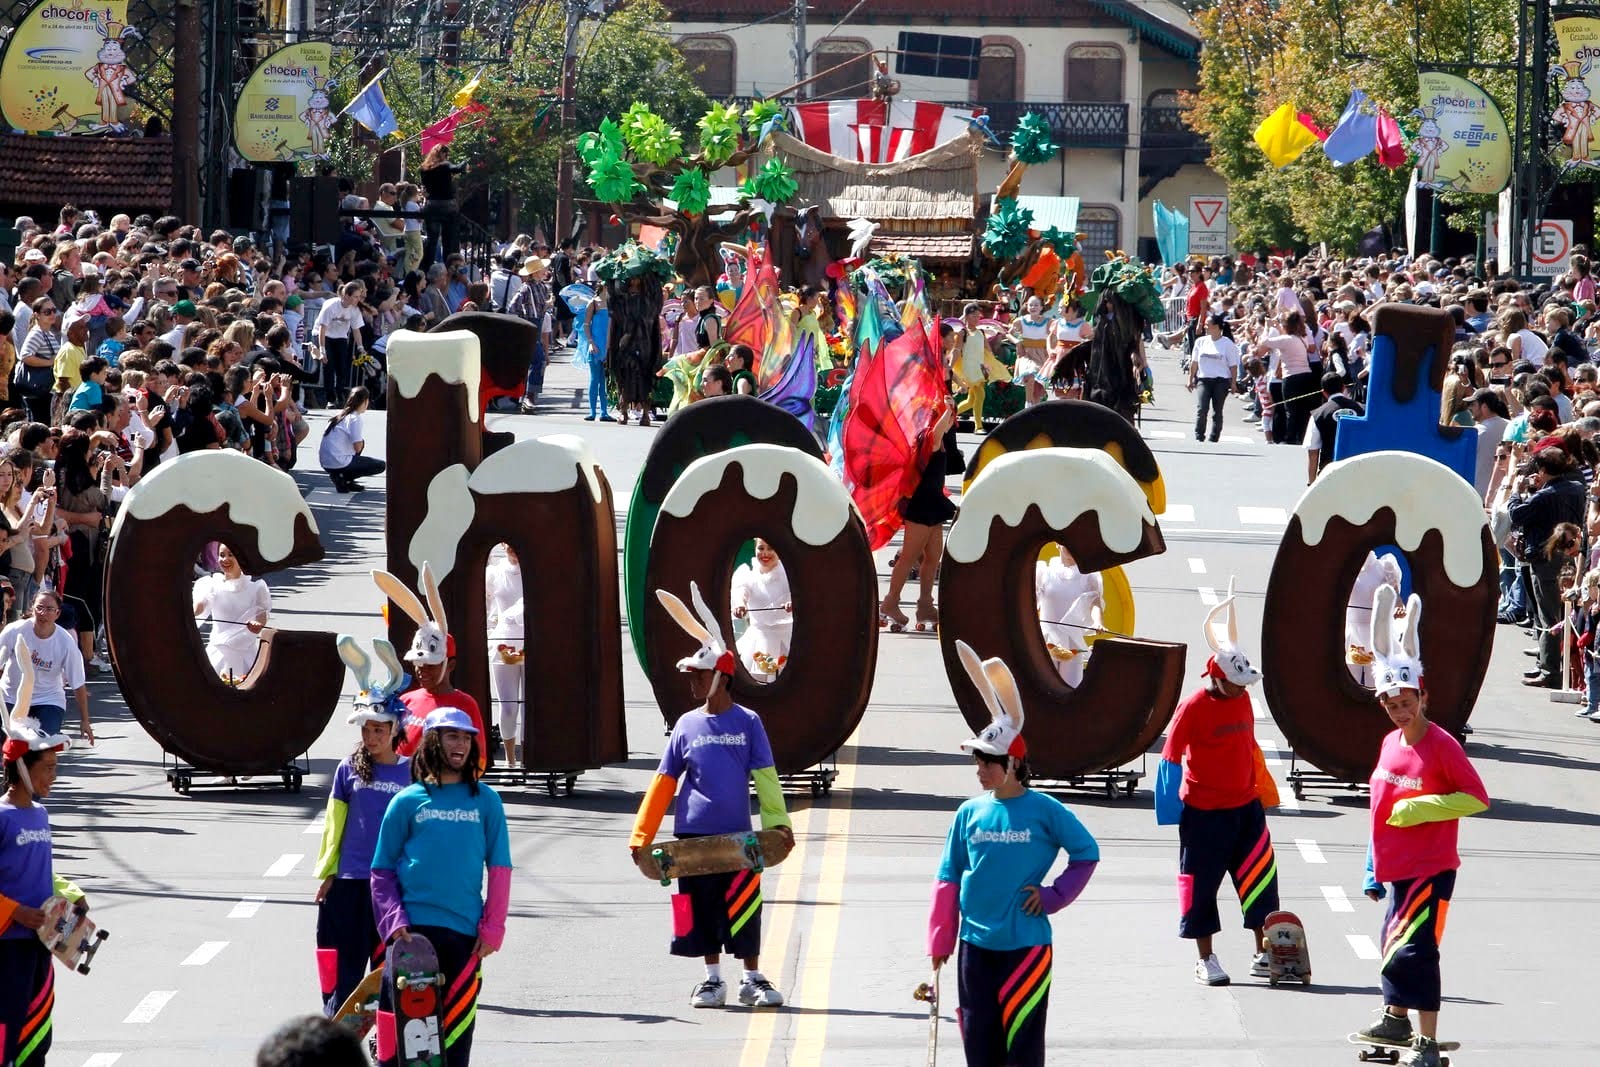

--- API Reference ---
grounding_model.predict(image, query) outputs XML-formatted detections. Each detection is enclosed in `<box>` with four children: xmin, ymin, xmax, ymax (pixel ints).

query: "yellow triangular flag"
<box><xmin>1253</xmin><ymin>102</ymin><xmax>1319</xmax><ymax>169</ymax></box>
<box><xmin>452</xmin><ymin>69</ymin><xmax>483</xmax><ymax>110</ymax></box>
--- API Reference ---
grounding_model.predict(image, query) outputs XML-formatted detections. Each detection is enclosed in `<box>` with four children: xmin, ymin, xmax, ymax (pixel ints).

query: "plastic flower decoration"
<box><xmin>1039</xmin><ymin>226</ymin><xmax>1078</xmax><ymax>258</ymax></box>
<box><xmin>670</xmin><ymin>168</ymin><xmax>712</xmax><ymax>217</ymax></box>
<box><xmin>577</xmin><ymin>117</ymin><xmax>625</xmax><ymax>169</ymax></box>
<box><xmin>744</xmin><ymin>98</ymin><xmax>782</xmax><ymax>137</ymax></box>
<box><xmin>587</xmin><ymin>145</ymin><xmax>643</xmax><ymax>205</ymax></box>
<box><xmin>621</xmin><ymin>105</ymin><xmax>683</xmax><ymax>168</ymax></box>
<box><xmin>697</xmin><ymin>102</ymin><xmax>743</xmax><ymax>167</ymax></box>
<box><xmin>741</xmin><ymin>157</ymin><xmax>798</xmax><ymax>204</ymax></box>
<box><xmin>1010</xmin><ymin>112</ymin><xmax>1059</xmax><ymax>165</ymax></box>
<box><xmin>982</xmin><ymin>197</ymin><xmax>1034</xmax><ymax>259</ymax></box>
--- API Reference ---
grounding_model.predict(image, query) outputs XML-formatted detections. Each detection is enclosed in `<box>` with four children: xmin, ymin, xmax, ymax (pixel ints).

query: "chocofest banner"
<box><xmin>1553</xmin><ymin>17</ymin><xmax>1600</xmax><ymax>169</ymax></box>
<box><xmin>1412</xmin><ymin>71</ymin><xmax>1510</xmax><ymax>194</ymax></box>
<box><xmin>0</xmin><ymin>0</ymin><xmax>141</xmax><ymax>134</ymax></box>
<box><xmin>232</xmin><ymin>42</ymin><xmax>336</xmax><ymax>162</ymax></box>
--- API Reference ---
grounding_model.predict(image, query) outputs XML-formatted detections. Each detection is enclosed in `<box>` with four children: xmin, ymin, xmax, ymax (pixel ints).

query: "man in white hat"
<box><xmin>507</xmin><ymin>255</ymin><xmax>551</xmax><ymax>413</ymax></box>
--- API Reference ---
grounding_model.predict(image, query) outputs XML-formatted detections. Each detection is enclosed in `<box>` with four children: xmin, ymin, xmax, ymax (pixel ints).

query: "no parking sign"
<box><xmin>1530</xmin><ymin>219</ymin><xmax>1573</xmax><ymax>276</ymax></box>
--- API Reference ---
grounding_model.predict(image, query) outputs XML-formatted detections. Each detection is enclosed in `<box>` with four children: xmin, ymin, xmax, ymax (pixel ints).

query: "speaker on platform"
<box><xmin>289</xmin><ymin>176</ymin><xmax>340</xmax><ymax>246</ymax></box>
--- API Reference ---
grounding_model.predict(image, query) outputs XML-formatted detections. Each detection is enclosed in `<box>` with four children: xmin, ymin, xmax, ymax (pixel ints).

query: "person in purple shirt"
<box><xmin>630</xmin><ymin>584</ymin><xmax>794</xmax><ymax>1010</ymax></box>
<box><xmin>0</xmin><ymin>649</ymin><xmax>79</xmax><ymax>1067</ymax></box>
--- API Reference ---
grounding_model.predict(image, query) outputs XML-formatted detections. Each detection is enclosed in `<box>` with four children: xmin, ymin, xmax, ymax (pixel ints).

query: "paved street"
<box><xmin>44</xmin><ymin>347</ymin><xmax>1595</xmax><ymax>1066</ymax></box>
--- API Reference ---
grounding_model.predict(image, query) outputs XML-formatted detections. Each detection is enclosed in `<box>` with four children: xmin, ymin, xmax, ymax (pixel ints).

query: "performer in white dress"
<box><xmin>730</xmin><ymin>538</ymin><xmax>793</xmax><ymax>682</ymax></box>
<box><xmin>1345</xmin><ymin>550</ymin><xmax>1402</xmax><ymax>687</ymax></box>
<box><xmin>486</xmin><ymin>545</ymin><xmax>525</xmax><ymax>766</ymax></box>
<box><xmin>1035</xmin><ymin>545</ymin><xmax>1104</xmax><ymax>687</ymax></box>
<box><xmin>192</xmin><ymin>544</ymin><xmax>271</xmax><ymax>684</ymax></box>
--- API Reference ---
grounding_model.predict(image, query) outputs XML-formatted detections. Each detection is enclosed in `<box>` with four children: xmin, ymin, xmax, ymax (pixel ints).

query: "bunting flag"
<box><xmin>340</xmin><ymin>69</ymin><xmax>399</xmax><ymax>139</ymax></box>
<box><xmin>1253</xmin><ymin>102</ymin><xmax>1324</xmax><ymax>168</ymax></box>
<box><xmin>420</xmin><ymin>101</ymin><xmax>489</xmax><ymax>155</ymax></box>
<box><xmin>789</xmin><ymin>99</ymin><xmax>977</xmax><ymax>163</ymax></box>
<box><xmin>1375</xmin><ymin>106</ymin><xmax>1407</xmax><ymax>169</ymax></box>
<box><xmin>1322</xmin><ymin>90</ymin><xmax>1378</xmax><ymax>166</ymax></box>
<box><xmin>1152</xmin><ymin>200</ymin><xmax>1189</xmax><ymax>265</ymax></box>
<box><xmin>452</xmin><ymin>68</ymin><xmax>484</xmax><ymax>110</ymax></box>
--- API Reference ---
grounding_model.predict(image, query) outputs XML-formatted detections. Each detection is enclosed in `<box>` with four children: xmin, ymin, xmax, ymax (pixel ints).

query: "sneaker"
<box><xmin>1576</xmin><ymin>705</ymin><xmax>1594</xmax><ymax>717</ymax></box>
<box><xmin>690</xmin><ymin>978</ymin><xmax>726</xmax><ymax>1008</ymax></box>
<box><xmin>1194</xmin><ymin>954</ymin><xmax>1230</xmax><ymax>986</ymax></box>
<box><xmin>738</xmin><ymin>974</ymin><xmax>784</xmax><ymax>1007</ymax></box>
<box><xmin>1249</xmin><ymin>950</ymin><xmax>1271</xmax><ymax>978</ymax></box>
<box><xmin>1356</xmin><ymin>1010</ymin><xmax>1413</xmax><ymax>1045</ymax></box>
<box><xmin>1523</xmin><ymin>667</ymin><xmax>1544</xmax><ymax>679</ymax></box>
<box><xmin>1399</xmin><ymin>1035</ymin><xmax>1441</xmax><ymax>1067</ymax></box>
<box><xmin>87</xmin><ymin>656</ymin><xmax>111</xmax><ymax>672</ymax></box>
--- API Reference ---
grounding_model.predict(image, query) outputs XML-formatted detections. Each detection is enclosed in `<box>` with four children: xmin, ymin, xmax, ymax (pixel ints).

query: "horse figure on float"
<box><xmin>790</xmin><ymin>205</ymin><xmax>836</xmax><ymax>292</ymax></box>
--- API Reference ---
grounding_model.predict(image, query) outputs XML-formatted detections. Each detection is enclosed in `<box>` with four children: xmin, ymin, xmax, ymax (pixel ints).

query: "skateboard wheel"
<box><xmin>397</xmin><ymin>975</ymin><xmax>410</xmax><ymax>990</ymax></box>
<box><xmin>1357</xmin><ymin>1052</ymin><xmax>1371</xmax><ymax>1062</ymax></box>
<box><xmin>1268</xmin><ymin>976</ymin><xmax>1278</xmax><ymax>987</ymax></box>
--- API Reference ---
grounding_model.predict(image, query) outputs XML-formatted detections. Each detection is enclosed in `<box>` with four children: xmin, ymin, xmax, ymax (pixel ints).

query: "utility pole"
<box><xmin>554</xmin><ymin>0</ymin><xmax>585</xmax><ymax>244</ymax></box>
<box><xmin>792</xmin><ymin>0</ymin><xmax>807</xmax><ymax>99</ymax></box>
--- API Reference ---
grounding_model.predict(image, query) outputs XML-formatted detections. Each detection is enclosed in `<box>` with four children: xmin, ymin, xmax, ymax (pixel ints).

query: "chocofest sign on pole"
<box><xmin>1411</xmin><ymin>71</ymin><xmax>1510</xmax><ymax>194</ymax></box>
<box><xmin>0</xmin><ymin>0</ymin><xmax>141</xmax><ymax>134</ymax></box>
<box><xmin>1552</xmin><ymin>17</ymin><xmax>1600</xmax><ymax>170</ymax></box>
<box><xmin>232</xmin><ymin>42</ymin><xmax>336</xmax><ymax>162</ymax></box>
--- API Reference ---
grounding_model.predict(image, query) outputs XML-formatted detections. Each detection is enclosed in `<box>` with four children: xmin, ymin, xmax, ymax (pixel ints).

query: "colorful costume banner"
<box><xmin>232</xmin><ymin>42</ymin><xmax>336</xmax><ymax>162</ymax></box>
<box><xmin>1412</xmin><ymin>71</ymin><xmax>1510</xmax><ymax>193</ymax></box>
<box><xmin>1553</xmin><ymin>18</ymin><xmax>1600</xmax><ymax>170</ymax></box>
<box><xmin>0</xmin><ymin>1</ymin><xmax>141</xmax><ymax>134</ymax></box>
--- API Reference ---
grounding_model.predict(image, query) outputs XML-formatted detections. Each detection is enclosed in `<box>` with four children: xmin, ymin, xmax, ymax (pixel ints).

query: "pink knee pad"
<box><xmin>375</xmin><ymin>1010</ymin><xmax>397</xmax><ymax>1061</ymax></box>
<box><xmin>671</xmin><ymin>893</ymin><xmax>694</xmax><ymax>938</ymax></box>
<box><xmin>1177</xmin><ymin>873</ymin><xmax>1195</xmax><ymax>916</ymax></box>
<box><xmin>316</xmin><ymin>948</ymin><xmax>338</xmax><ymax>995</ymax></box>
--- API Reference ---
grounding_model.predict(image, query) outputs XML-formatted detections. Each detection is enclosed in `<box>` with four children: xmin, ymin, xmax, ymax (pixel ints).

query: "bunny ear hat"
<box><xmin>954</xmin><ymin>640</ymin><xmax>1028</xmax><ymax>765</ymax></box>
<box><xmin>1370</xmin><ymin>585</ymin><xmax>1424</xmax><ymax>698</ymax></box>
<box><xmin>337</xmin><ymin>635</ymin><xmax>409</xmax><ymax>726</ymax></box>
<box><xmin>1</xmin><ymin>634</ymin><xmax>68</xmax><ymax>793</ymax></box>
<box><xmin>374</xmin><ymin>563</ymin><xmax>452</xmax><ymax>667</ymax></box>
<box><xmin>1203</xmin><ymin>575</ymin><xmax>1261</xmax><ymax>688</ymax></box>
<box><xmin>656</xmin><ymin>582</ymin><xmax>736</xmax><ymax>678</ymax></box>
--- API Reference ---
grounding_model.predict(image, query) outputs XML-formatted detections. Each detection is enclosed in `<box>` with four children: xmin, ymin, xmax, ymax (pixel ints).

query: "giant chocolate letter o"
<box><xmin>624</xmin><ymin>396</ymin><xmax>823</xmax><ymax>671</ymax></box>
<box><xmin>643</xmin><ymin>444</ymin><xmax>875</xmax><ymax>773</ymax></box>
<box><xmin>104</xmin><ymin>450</ymin><xmax>344</xmax><ymax>771</ymax></box>
<box><xmin>1262</xmin><ymin>451</ymin><xmax>1495</xmax><ymax>781</ymax></box>
<box><xmin>965</xmin><ymin>399</ymin><xmax>1167</xmax><ymax>514</ymax></box>
<box><xmin>939</xmin><ymin>447</ymin><xmax>1186</xmax><ymax>778</ymax></box>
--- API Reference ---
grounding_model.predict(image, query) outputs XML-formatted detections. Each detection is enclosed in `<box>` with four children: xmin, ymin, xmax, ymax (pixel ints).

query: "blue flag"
<box><xmin>1152</xmin><ymin>200</ymin><xmax>1188</xmax><ymax>266</ymax></box>
<box><xmin>342</xmin><ymin>69</ymin><xmax>399</xmax><ymax>139</ymax></box>
<box><xmin>1322</xmin><ymin>90</ymin><xmax>1377</xmax><ymax>167</ymax></box>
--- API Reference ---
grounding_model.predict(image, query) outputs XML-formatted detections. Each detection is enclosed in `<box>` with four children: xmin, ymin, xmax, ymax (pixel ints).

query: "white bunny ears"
<box><xmin>955</xmin><ymin>640</ymin><xmax>1028</xmax><ymax>764</ymax></box>
<box><xmin>1370</xmin><ymin>584</ymin><xmax>1423</xmax><ymax>698</ymax></box>
<box><xmin>337</xmin><ymin>635</ymin><xmax>407</xmax><ymax>726</ymax></box>
<box><xmin>1203</xmin><ymin>576</ymin><xmax>1261</xmax><ymax>688</ymax></box>
<box><xmin>374</xmin><ymin>563</ymin><xmax>451</xmax><ymax>666</ymax></box>
<box><xmin>656</xmin><ymin>582</ymin><xmax>735</xmax><ymax>677</ymax></box>
<box><xmin>2</xmin><ymin>634</ymin><xmax>67</xmax><ymax>792</ymax></box>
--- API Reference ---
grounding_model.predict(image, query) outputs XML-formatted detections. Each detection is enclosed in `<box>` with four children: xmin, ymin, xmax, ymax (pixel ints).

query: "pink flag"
<box><xmin>420</xmin><ymin>102</ymin><xmax>489</xmax><ymax>155</ymax></box>
<box><xmin>1375</xmin><ymin>107</ymin><xmax>1407</xmax><ymax>169</ymax></box>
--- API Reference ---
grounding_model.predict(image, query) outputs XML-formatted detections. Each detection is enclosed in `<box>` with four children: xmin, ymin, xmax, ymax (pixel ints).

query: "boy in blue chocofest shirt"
<box><xmin>929</xmin><ymin>643</ymin><xmax>1100</xmax><ymax>1067</ymax></box>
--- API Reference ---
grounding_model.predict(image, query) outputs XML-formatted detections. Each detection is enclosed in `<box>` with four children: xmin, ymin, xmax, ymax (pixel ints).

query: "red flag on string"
<box><xmin>420</xmin><ymin>102</ymin><xmax>489</xmax><ymax>155</ymax></box>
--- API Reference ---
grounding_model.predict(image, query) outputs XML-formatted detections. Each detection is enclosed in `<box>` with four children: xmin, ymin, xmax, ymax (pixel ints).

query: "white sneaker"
<box><xmin>1250</xmin><ymin>951</ymin><xmax>1271</xmax><ymax>978</ymax></box>
<box><xmin>87</xmin><ymin>657</ymin><xmax>111</xmax><ymax>672</ymax></box>
<box><xmin>738</xmin><ymin>974</ymin><xmax>784</xmax><ymax>1007</ymax></box>
<box><xmin>690</xmin><ymin>978</ymin><xmax>726</xmax><ymax>1008</ymax></box>
<box><xmin>1195</xmin><ymin>954</ymin><xmax>1230</xmax><ymax>986</ymax></box>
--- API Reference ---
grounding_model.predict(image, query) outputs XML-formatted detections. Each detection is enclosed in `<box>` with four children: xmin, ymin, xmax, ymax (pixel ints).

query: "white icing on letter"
<box><xmin>408</xmin><ymin>465</ymin><xmax>472</xmax><ymax>582</ymax></box>
<box><xmin>1293</xmin><ymin>451</ymin><xmax>1488</xmax><ymax>588</ymax></box>
<box><xmin>112</xmin><ymin>450</ymin><xmax>317</xmax><ymax>562</ymax></box>
<box><xmin>470</xmin><ymin>434</ymin><xmax>604</xmax><ymax>503</ymax></box>
<box><xmin>660</xmin><ymin>444</ymin><xmax>854</xmax><ymax>547</ymax></box>
<box><xmin>386</xmin><ymin>329</ymin><xmax>482</xmax><ymax>424</ymax></box>
<box><xmin>945</xmin><ymin>447</ymin><xmax>1155</xmax><ymax>564</ymax></box>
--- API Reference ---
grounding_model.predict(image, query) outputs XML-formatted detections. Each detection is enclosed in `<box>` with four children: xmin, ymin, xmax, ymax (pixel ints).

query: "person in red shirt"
<box><xmin>1183</xmin><ymin>266</ymin><xmax>1211</xmax><ymax>352</ymax></box>
<box><xmin>1155</xmin><ymin>583</ymin><xmax>1280</xmax><ymax>987</ymax></box>
<box><xmin>1354</xmin><ymin>587</ymin><xmax>1488</xmax><ymax>1067</ymax></box>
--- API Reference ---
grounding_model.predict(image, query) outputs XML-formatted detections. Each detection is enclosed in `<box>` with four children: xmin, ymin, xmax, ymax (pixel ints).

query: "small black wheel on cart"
<box><xmin>290</xmin><ymin>771</ymin><xmax>304</xmax><ymax>793</ymax></box>
<box><xmin>176</xmin><ymin>774</ymin><xmax>192</xmax><ymax>795</ymax></box>
<box><xmin>822</xmin><ymin>777</ymin><xmax>834</xmax><ymax>795</ymax></box>
<box><xmin>1104</xmin><ymin>780</ymin><xmax>1118</xmax><ymax>798</ymax></box>
<box><xmin>545</xmin><ymin>774</ymin><xmax>559</xmax><ymax>798</ymax></box>
<box><xmin>1123</xmin><ymin>780</ymin><xmax>1137</xmax><ymax>797</ymax></box>
<box><xmin>809</xmin><ymin>780</ymin><xmax>822</xmax><ymax>797</ymax></box>
<box><xmin>1293</xmin><ymin>784</ymin><xmax>1306</xmax><ymax>801</ymax></box>
<box><xmin>563</xmin><ymin>774</ymin><xmax>577</xmax><ymax>796</ymax></box>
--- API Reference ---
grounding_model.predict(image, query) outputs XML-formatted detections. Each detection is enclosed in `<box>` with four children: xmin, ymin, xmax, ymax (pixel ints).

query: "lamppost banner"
<box><xmin>232</xmin><ymin>41</ymin><xmax>337</xmax><ymax>163</ymax></box>
<box><xmin>1412</xmin><ymin>71</ymin><xmax>1510</xmax><ymax>194</ymax></box>
<box><xmin>0</xmin><ymin>0</ymin><xmax>141</xmax><ymax>134</ymax></box>
<box><xmin>1552</xmin><ymin>17</ymin><xmax>1600</xmax><ymax>170</ymax></box>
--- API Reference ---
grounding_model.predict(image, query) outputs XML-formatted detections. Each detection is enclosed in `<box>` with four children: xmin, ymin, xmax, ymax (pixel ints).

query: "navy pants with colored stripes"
<box><xmin>377</xmin><ymin>926</ymin><xmax>481</xmax><ymax>1067</ymax></box>
<box><xmin>1379</xmin><ymin>869</ymin><xmax>1455</xmax><ymax>1012</ymax></box>
<box><xmin>1177</xmin><ymin>798</ymin><xmax>1279</xmax><ymax>938</ymax></box>
<box><xmin>670</xmin><ymin>866</ymin><xmax>763</xmax><ymax>959</ymax></box>
<box><xmin>957</xmin><ymin>940</ymin><xmax>1052</xmax><ymax>1067</ymax></box>
<box><xmin>0</xmin><ymin>937</ymin><xmax>53</xmax><ymax>1066</ymax></box>
<box><xmin>316</xmin><ymin>876</ymin><xmax>384</xmax><ymax>1016</ymax></box>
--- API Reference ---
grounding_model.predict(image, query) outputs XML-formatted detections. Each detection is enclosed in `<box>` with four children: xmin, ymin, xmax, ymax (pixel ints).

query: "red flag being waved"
<box><xmin>420</xmin><ymin>101</ymin><xmax>489</xmax><ymax>155</ymax></box>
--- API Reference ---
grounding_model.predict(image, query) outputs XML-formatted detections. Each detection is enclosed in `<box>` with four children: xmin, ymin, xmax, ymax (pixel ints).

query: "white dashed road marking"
<box><xmin>1218</xmin><ymin>435</ymin><xmax>1254</xmax><ymax>445</ymax></box>
<box><xmin>1164</xmin><ymin>504</ymin><xmax>1196</xmax><ymax>523</ymax></box>
<box><xmin>1322</xmin><ymin>885</ymin><xmax>1355</xmax><ymax>913</ymax></box>
<box><xmin>1346</xmin><ymin>934</ymin><xmax>1381</xmax><ymax>960</ymax></box>
<box><xmin>228</xmin><ymin>897</ymin><xmax>264</xmax><ymax>919</ymax></box>
<box><xmin>81</xmin><ymin>1055</ymin><xmax>124</xmax><ymax>1067</ymax></box>
<box><xmin>263</xmin><ymin>853</ymin><xmax>302</xmax><ymax>878</ymax></box>
<box><xmin>123</xmin><ymin>990</ymin><xmax>177</xmax><ymax>1024</ymax></box>
<box><xmin>303</xmin><ymin>817</ymin><xmax>325</xmax><ymax>835</ymax></box>
<box><xmin>1250</xmin><ymin>696</ymin><xmax>1268</xmax><ymax>721</ymax></box>
<box><xmin>1145</xmin><ymin>429</ymin><xmax>1183</xmax><ymax>440</ymax></box>
<box><xmin>1187</xmin><ymin>557</ymin><xmax>1207</xmax><ymax>574</ymax></box>
<box><xmin>1198</xmin><ymin>586</ymin><xmax>1218</xmax><ymax>606</ymax></box>
<box><xmin>1295</xmin><ymin>839</ymin><xmax>1327</xmax><ymax>864</ymax></box>
<box><xmin>180</xmin><ymin>941</ymin><xmax>229</xmax><ymax>967</ymax></box>
<box><xmin>1238</xmin><ymin>506</ymin><xmax>1289</xmax><ymax>526</ymax></box>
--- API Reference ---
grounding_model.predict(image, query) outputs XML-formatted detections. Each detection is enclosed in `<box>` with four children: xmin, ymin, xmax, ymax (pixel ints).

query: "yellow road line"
<box><xmin>737</xmin><ymin>789</ymin><xmax>816</xmax><ymax>1067</ymax></box>
<box><xmin>788</xmin><ymin>744</ymin><xmax>858</xmax><ymax>1065</ymax></box>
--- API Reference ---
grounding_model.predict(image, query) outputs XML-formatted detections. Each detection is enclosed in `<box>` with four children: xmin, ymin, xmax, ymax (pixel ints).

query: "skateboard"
<box><xmin>385</xmin><ymin>933</ymin><xmax>446</xmax><ymax>1067</ymax></box>
<box><xmin>1262</xmin><ymin>909</ymin><xmax>1312</xmax><ymax>986</ymax></box>
<box><xmin>332</xmin><ymin>966</ymin><xmax>384</xmax><ymax>1036</ymax></box>
<box><xmin>637</xmin><ymin>829</ymin><xmax>793</xmax><ymax>886</ymax></box>
<box><xmin>1347</xmin><ymin>1034</ymin><xmax>1459</xmax><ymax>1065</ymax></box>
<box><xmin>37</xmin><ymin>894</ymin><xmax>109</xmax><ymax>974</ymax></box>
<box><xmin>912</xmin><ymin>968</ymin><xmax>939</xmax><ymax>1067</ymax></box>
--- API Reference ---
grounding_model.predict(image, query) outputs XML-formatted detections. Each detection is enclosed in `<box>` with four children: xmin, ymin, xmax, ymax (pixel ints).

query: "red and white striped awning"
<box><xmin>788</xmin><ymin>99</ymin><xmax>977</xmax><ymax>164</ymax></box>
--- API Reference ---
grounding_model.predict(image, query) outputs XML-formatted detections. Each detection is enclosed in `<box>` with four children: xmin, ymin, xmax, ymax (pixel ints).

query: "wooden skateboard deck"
<box><xmin>913</xmin><ymin>968</ymin><xmax>939</xmax><ymax>1067</ymax></box>
<box><xmin>1262</xmin><ymin>909</ymin><xmax>1311</xmax><ymax>986</ymax></box>
<box><xmin>37</xmin><ymin>894</ymin><xmax>108</xmax><ymax>974</ymax></box>
<box><xmin>1347</xmin><ymin>1034</ymin><xmax>1459</xmax><ymax>1065</ymax></box>
<box><xmin>333</xmin><ymin>966</ymin><xmax>384</xmax><ymax>1035</ymax></box>
<box><xmin>638</xmin><ymin>829</ymin><xmax>792</xmax><ymax>885</ymax></box>
<box><xmin>385</xmin><ymin>933</ymin><xmax>446</xmax><ymax>1067</ymax></box>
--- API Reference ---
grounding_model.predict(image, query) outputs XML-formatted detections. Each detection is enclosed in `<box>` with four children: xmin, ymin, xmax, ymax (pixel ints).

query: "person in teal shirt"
<box><xmin>67</xmin><ymin>356</ymin><xmax>108</xmax><ymax>412</ymax></box>
<box><xmin>928</xmin><ymin>643</ymin><xmax>1099</xmax><ymax>1067</ymax></box>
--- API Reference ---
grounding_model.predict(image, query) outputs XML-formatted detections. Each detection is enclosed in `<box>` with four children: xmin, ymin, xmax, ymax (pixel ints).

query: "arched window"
<box><xmin>1066</xmin><ymin>43</ymin><xmax>1124</xmax><ymax>103</ymax></box>
<box><xmin>679</xmin><ymin>36</ymin><xmax>735</xmax><ymax>99</ymax></box>
<box><xmin>812</xmin><ymin>38</ymin><xmax>873</xmax><ymax>100</ymax></box>
<box><xmin>1077</xmin><ymin>205</ymin><xmax>1122</xmax><ymax>263</ymax></box>
<box><xmin>976</xmin><ymin>42</ymin><xmax>1018</xmax><ymax>101</ymax></box>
